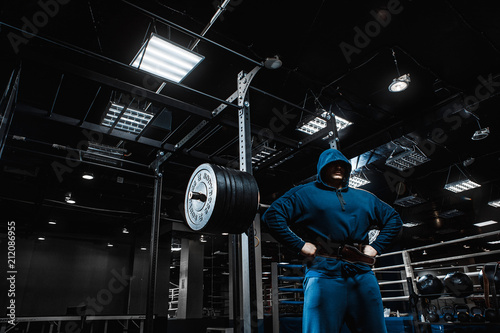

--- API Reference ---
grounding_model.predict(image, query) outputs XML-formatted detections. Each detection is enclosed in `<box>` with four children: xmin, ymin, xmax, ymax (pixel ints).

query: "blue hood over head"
<box><xmin>317</xmin><ymin>149</ymin><xmax>352</xmax><ymax>188</ymax></box>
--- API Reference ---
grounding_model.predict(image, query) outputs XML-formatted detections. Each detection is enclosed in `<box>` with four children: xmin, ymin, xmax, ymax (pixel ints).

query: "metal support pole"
<box><xmin>0</xmin><ymin>68</ymin><xmax>20</xmax><ymax>160</ymax></box>
<box><xmin>231</xmin><ymin>68</ymin><xmax>262</xmax><ymax>332</ymax></box>
<box><xmin>145</xmin><ymin>157</ymin><xmax>164</xmax><ymax>333</ymax></box>
<box><xmin>326</xmin><ymin>111</ymin><xmax>339</xmax><ymax>150</ymax></box>
<box><xmin>271</xmin><ymin>262</ymin><xmax>279</xmax><ymax>333</ymax></box>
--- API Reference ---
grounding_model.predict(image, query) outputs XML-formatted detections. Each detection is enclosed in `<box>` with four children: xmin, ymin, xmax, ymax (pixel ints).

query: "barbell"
<box><xmin>183</xmin><ymin>163</ymin><xmax>260</xmax><ymax>234</ymax></box>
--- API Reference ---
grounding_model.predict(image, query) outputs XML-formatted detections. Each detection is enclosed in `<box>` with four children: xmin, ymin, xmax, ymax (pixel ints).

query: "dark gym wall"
<box><xmin>1</xmin><ymin>236</ymin><xmax>133</xmax><ymax>316</ymax></box>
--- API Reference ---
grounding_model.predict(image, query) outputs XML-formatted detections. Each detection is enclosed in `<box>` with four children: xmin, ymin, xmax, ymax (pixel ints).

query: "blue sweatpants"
<box><xmin>302</xmin><ymin>270</ymin><xmax>387</xmax><ymax>333</ymax></box>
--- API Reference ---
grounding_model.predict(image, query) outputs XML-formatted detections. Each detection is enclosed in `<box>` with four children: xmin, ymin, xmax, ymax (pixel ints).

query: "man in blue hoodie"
<box><xmin>262</xmin><ymin>148</ymin><xmax>403</xmax><ymax>333</ymax></box>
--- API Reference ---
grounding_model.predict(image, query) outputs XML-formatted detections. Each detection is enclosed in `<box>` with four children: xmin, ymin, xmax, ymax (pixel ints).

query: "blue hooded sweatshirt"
<box><xmin>262</xmin><ymin>149</ymin><xmax>403</xmax><ymax>274</ymax></box>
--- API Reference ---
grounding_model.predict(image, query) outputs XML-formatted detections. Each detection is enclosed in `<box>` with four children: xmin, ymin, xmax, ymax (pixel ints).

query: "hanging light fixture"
<box><xmin>349</xmin><ymin>169</ymin><xmax>370</xmax><ymax>188</ymax></box>
<box><xmin>444</xmin><ymin>164</ymin><xmax>481</xmax><ymax>193</ymax></box>
<box><xmin>131</xmin><ymin>33</ymin><xmax>204</xmax><ymax>83</ymax></box>
<box><xmin>464</xmin><ymin>109</ymin><xmax>490</xmax><ymax>140</ymax></box>
<box><xmin>388</xmin><ymin>49</ymin><xmax>411</xmax><ymax>92</ymax></box>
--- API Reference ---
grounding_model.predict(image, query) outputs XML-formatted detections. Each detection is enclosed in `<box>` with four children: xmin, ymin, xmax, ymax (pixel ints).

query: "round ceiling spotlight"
<box><xmin>264</xmin><ymin>55</ymin><xmax>282</xmax><ymax>70</ymax></box>
<box><xmin>82</xmin><ymin>172</ymin><xmax>94</xmax><ymax>180</ymax></box>
<box><xmin>65</xmin><ymin>192</ymin><xmax>76</xmax><ymax>204</ymax></box>
<box><xmin>388</xmin><ymin>74</ymin><xmax>411</xmax><ymax>92</ymax></box>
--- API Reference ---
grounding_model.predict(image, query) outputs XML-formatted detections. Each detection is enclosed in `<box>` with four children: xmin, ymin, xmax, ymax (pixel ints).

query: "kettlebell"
<box><xmin>441</xmin><ymin>306</ymin><xmax>455</xmax><ymax>322</ymax></box>
<box><xmin>426</xmin><ymin>304</ymin><xmax>440</xmax><ymax>323</ymax></box>
<box><xmin>455</xmin><ymin>304</ymin><xmax>470</xmax><ymax>323</ymax></box>
<box><xmin>485</xmin><ymin>308</ymin><xmax>500</xmax><ymax>322</ymax></box>
<box><xmin>470</xmin><ymin>306</ymin><xmax>485</xmax><ymax>322</ymax></box>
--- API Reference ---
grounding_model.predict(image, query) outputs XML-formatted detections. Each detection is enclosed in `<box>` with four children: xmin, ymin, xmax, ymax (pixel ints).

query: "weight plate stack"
<box><xmin>184</xmin><ymin>163</ymin><xmax>259</xmax><ymax>234</ymax></box>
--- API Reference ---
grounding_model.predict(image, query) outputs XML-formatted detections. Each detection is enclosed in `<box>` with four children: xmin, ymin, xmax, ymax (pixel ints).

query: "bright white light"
<box><xmin>297</xmin><ymin>112</ymin><xmax>352</xmax><ymax>135</ymax></box>
<box><xmin>131</xmin><ymin>34</ymin><xmax>204</xmax><ymax>83</ymax></box>
<box><xmin>388</xmin><ymin>74</ymin><xmax>411</xmax><ymax>92</ymax></box>
<box><xmin>403</xmin><ymin>221</ymin><xmax>423</xmax><ymax>228</ymax></box>
<box><xmin>385</xmin><ymin>148</ymin><xmax>430</xmax><ymax>171</ymax></box>
<box><xmin>488</xmin><ymin>199</ymin><xmax>500</xmax><ymax>208</ymax></box>
<box><xmin>487</xmin><ymin>240</ymin><xmax>500</xmax><ymax>244</ymax></box>
<box><xmin>444</xmin><ymin>179</ymin><xmax>481</xmax><ymax>193</ymax></box>
<box><xmin>82</xmin><ymin>172</ymin><xmax>94</xmax><ymax>180</ymax></box>
<box><xmin>48</xmin><ymin>221</ymin><xmax>56</xmax><ymax>225</ymax></box>
<box><xmin>107</xmin><ymin>243</ymin><xmax>114</xmax><ymax>247</ymax></box>
<box><xmin>349</xmin><ymin>172</ymin><xmax>370</xmax><ymax>188</ymax></box>
<box><xmin>474</xmin><ymin>220</ymin><xmax>498</xmax><ymax>227</ymax></box>
<box><xmin>122</xmin><ymin>228</ymin><xmax>129</xmax><ymax>234</ymax></box>
<box><xmin>140</xmin><ymin>247</ymin><xmax>147</xmax><ymax>251</ymax></box>
<box><xmin>102</xmin><ymin>103</ymin><xmax>154</xmax><ymax>134</ymax></box>
<box><xmin>38</xmin><ymin>236</ymin><xmax>46</xmax><ymax>241</ymax></box>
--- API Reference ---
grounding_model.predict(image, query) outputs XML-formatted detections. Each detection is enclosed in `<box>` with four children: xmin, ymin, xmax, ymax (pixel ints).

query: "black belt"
<box><xmin>316</xmin><ymin>244</ymin><xmax>376</xmax><ymax>266</ymax></box>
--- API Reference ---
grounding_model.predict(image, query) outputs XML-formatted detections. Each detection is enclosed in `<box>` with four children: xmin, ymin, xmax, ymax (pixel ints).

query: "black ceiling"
<box><xmin>1</xmin><ymin>0</ymin><xmax>500</xmax><ymax>253</ymax></box>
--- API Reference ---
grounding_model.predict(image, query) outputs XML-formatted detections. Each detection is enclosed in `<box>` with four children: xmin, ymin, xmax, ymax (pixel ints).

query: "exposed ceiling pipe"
<box><xmin>190</xmin><ymin>0</ymin><xmax>231</xmax><ymax>50</ymax></box>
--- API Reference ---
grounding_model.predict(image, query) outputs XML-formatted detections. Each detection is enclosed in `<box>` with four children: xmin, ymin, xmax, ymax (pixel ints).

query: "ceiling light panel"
<box><xmin>488</xmin><ymin>199</ymin><xmax>500</xmax><ymax>208</ymax></box>
<box><xmin>393</xmin><ymin>195</ymin><xmax>427</xmax><ymax>207</ymax></box>
<box><xmin>385</xmin><ymin>147</ymin><xmax>430</xmax><ymax>171</ymax></box>
<box><xmin>102</xmin><ymin>103</ymin><xmax>154</xmax><ymax>134</ymax></box>
<box><xmin>444</xmin><ymin>179</ymin><xmax>481</xmax><ymax>193</ymax></box>
<box><xmin>297</xmin><ymin>112</ymin><xmax>352</xmax><ymax>135</ymax></box>
<box><xmin>131</xmin><ymin>34</ymin><xmax>204</xmax><ymax>83</ymax></box>
<box><xmin>349</xmin><ymin>172</ymin><xmax>370</xmax><ymax>188</ymax></box>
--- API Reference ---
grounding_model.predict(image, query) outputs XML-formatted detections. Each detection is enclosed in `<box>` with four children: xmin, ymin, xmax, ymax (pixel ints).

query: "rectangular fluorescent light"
<box><xmin>385</xmin><ymin>147</ymin><xmax>430</xmax><ymax>171</ymax></box>
<box><xmin>402</xmin><ymin>221</ymin><xmax>423</xmax><ymax>228</ymax></box>
<box><xmin>487</xmin><ymin>240</ymin><xmax>500</xmax><ymax>244</ymax></box>
<box><xmin>393</xmin><ymin>195</ymin><xmax>427</xmax><ymax>207</ymax></box>
<box><xmin>252</xmin><ymin>145</ymin><xmax>278</xmax><ymax>166</ymax></box>
<box><xmin>83</xmin><ymin>142</ymin><xmax>127</xmax><ymax>166</ymax></box>
<box><xmin>297</xmin><ymin>111</ymin><xmax>352</xmax><ymax>135</ymax></box>
<box><xmin>349</xmin><ymin>172</ymin><xmax>370</xmax><ymax>188</ymax></box>
<box><xmin>488</xmin><ymin>199</ymin><xmax>500</xmax><ymax>208</ymax></box>
<box><xmin>102</xmin><ymin>103</ymin><xmax>154</xmax><ymax>134</ymax></box>
<box><xmin>131</xmin><ymin>33</ymin><xmax>204</xmax><ymax>83</ymax></box>
<box><xmin>438</xmin><ymin>209</ymin><xmax>464</xmax><ymax>219</ymax></box>
<box><xmin>444</xmin><ymin>179</ymin><xmax>481</xmax><ymax>193</ymax></box>
<box><xmin>474</xmin><ymin>220</ymin><xmax>498</xmax><ymax>227</ymax></box>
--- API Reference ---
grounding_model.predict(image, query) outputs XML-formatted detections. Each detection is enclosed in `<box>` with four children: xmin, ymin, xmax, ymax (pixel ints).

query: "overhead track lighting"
<box><xmin>131</xmin><ymin>33</ymin><xmax>204</xmax><ymax>83</ymax></box>
<box><xmin>388</xmin><ymin>49</ymin><xmax>410</xmax><ymax>92</ymax></box>
<box><xmin>444</xmin><ymin>164</ymin><xmax>481</xmax><ymax>193</ymax></box>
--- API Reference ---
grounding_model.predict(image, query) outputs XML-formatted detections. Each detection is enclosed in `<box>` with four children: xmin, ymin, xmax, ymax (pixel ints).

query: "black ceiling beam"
<box><xmin>16</xmin><ymin>104</ymin><xmax>235</xmax><ymax>167</ymax></box>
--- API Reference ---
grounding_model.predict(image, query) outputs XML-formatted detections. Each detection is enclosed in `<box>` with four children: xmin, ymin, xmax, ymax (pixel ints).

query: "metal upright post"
<box><xmin>145</xmin><ymin>155</ymin><xmax>164</xmax><ymax>333</ymax></box>
<box><xmin>229</xmin><ymin>67</ymin><xmax>262</xmax><ymax>333</ymax></box>
<box><xmin>326</xmin><ymin>111</ymin><xmax>340</xmax><ymax>150</ymax></box>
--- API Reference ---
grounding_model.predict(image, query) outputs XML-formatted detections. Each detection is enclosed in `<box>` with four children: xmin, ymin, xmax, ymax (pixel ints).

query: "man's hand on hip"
<box><xmin>363</xmin><ymin>244</ymin><xmax>378</xmax><ymax>257</ymax></box>
<box><xmin>301</xmin><ymin>242</ymin><xmax>317</xmax><ymax>257</ymax></box>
